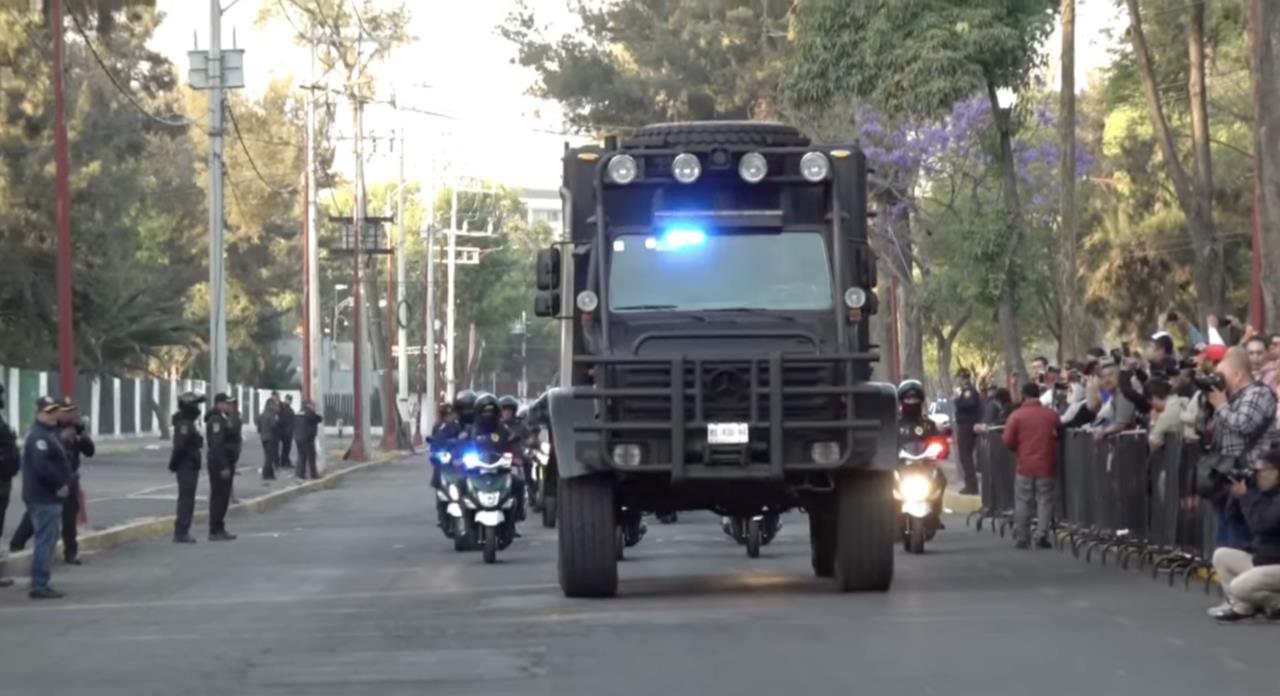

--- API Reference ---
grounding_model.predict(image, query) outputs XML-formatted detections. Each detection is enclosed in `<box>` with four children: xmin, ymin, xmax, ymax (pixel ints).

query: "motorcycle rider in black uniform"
<box><xmin>466</xmin><ymin>393</ymin><xmax>526</xmax><ymax>529</ymax></box>
<box><xmin>897</xmin><ymin>379</ymin><xmax>947</xmax><ymax>530</ymax></box>
<box><xmin>169</xmin><ymin>392</ymin><xmax>205</xmax><ymax>544</ymax></box>
<box><xmin>497</xmin><ymin>395</ymin><xmax>533</xmax><ymax>489</ymax></box>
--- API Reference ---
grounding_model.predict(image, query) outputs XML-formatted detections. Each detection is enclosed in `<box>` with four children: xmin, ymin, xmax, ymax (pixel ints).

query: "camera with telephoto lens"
<box><xmin>1193</xmin><ymin>373</ymin><xmax>1226</xmax><ymax>393</ymax></box>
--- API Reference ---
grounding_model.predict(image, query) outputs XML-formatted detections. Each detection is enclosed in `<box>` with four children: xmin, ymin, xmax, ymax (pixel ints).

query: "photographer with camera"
<box><xmin>1207</xmin><ymin>448</ymin><xmax>1280</xmax><ymax>622</ymax></box>
<box><xmin>1197</xmin><ymin>347</ymin><xmax>1279</xmax><ymax>550</ymax></box>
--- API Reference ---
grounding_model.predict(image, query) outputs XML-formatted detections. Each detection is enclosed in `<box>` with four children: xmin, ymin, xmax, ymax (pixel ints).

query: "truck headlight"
<box><xmin>612</xmin><ymin>444</ymin><xmax>642</xmax><ymax>467</ymax></box>
<box><xmin>671</xmin><ymin>153</ymin><xmax>701</xmax><ymax>184</ymax></box>
<box><xmin>810</xmin><ymin>441</ymin><xmax>841</xmax><ymax>465</ymax></box>
<box><xmin>800</xmin><ymin>152</ymin><xmax>830</xmax><ymax>182</ymax></box>
<box><xmin>607</xmin><ymin>154</ymin><xmax>638</xmax><ymax>185</ymax></box>
<box><xmin>575</xmin><ymin>290</ymin><xmax>599</xmax><ymax>313</ymax></box>
<box><xmin>738</xmin><ymin>152</ymin><xmax>767</xmax><ymax>183</ymax></box>
<box><xmin>844</xmin><ymin>287</ymin><xmax>867</xmax><ymax>309</ymax></box>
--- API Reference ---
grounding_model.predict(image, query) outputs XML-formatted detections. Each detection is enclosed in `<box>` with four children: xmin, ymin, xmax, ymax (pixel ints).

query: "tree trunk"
<box><xmin>934</xmin><ymin>330</ymin><xmax>953</xmax><ymax>400</ymax></box>
<box><xmin>1250</xmin><ymin>0</ymin><xmax>1280</xmax><ymax>331</ymax></box>
<box><xmin>1125</xmin><ymin>0</ymin><xmax>1225</xmax><ymax>317</ymax></box>
<box><xmin>886</xmin><ymin>209</ymin><xmax>925</xmax><ymax>381</ymax></box>
<box><xmin>986</xmin><ymin>81</ymin><xmax>1029</xmax><ymax>384</ymax></box>
<box><xmin>1059</xmin><ymin>0</ymin><xmax>1082</xmax><ymax>359</ymax></box>
<box><xmin>871</xmin><ymin>254</ymin><xmax>896</xmax><ymax>383</ymax></box>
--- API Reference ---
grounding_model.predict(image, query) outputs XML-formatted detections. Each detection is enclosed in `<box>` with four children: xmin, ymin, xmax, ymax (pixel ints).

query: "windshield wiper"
<box><xmin>613</xmin><ymin>304</ymin><xmax>679</xmax><ymax>311</ymax></box>
<box><xmin>701</xmin><ymin>308</ymin><xmax>796</xmax><ymax>321</ymax></box>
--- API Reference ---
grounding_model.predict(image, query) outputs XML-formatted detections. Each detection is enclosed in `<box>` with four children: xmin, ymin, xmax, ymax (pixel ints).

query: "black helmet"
<box><xmin>474</xmin><ymin>392</ymin><xmax>499</xmax><ymax>420</ymax></box>
<box><xmin>498</xmin><ymin>395</ymin><xmax>519</xmax><ymax>412</ymax></box>
<box><xmin>897</xmin><ymin>380</ymin><xmax>925</xmax><ymax>403</ymax></box>
<box><xmin>177</xmin><ymin>391</ymin><xmax>206</xmax><ymax>415</ymax></box>
<box><xmin>453</xmin><ymin>389</ymin><xmax>478</xmax><ymax>421</ymax></box>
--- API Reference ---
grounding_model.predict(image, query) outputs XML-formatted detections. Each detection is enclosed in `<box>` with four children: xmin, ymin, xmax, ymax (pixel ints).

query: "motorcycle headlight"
<box><xmin>435</xmin><ymin>451</ymin><xmax>451</xmax><ymax>465</ymax></box>
<box><xmin>539</xmin><ymin>442</ymin><xmax>551</xmax><ymax>455</ymax></box>
<box><xmin>462</xmin><ymin>451</ymin><xmax>481</xmax><ymax>469</ymax></box>
<box><xmin>447</xmin><ymin>484</ymin><xmax>460</xmax><ymax>501</ymax></box>
<box><xmin>899</xmin><ymin>474</ymin><xmax>932</xmax><ymax>503</ymax></box>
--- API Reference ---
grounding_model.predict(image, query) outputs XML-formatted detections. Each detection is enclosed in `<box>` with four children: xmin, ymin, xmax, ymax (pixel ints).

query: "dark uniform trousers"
<box><xmin>956</xmin><ymin>423</ymin><xmax>978</xmax><ymax>492</ymax></box>
<box><xmin>261</xmin><ymin>437</ymin><xmax>278</xmax><ymax>479</ymax></box>
<box><xmin>278</xmin><ymin>436</ymin><xmax>293</xmax><ymax>469</ymax></box>
<box><xmin>295</xmin><ymin>437</ymin><xmax>318</xmax><ymax>479</ymax></box>
<box><xmin>207</xmin><ymin>467</ymin><xmax>232</xmax><ymax>535</ymax></box>
<box><xmin>174</xmin><ymin>468</ymin><xmax>199</xmax><ymax>537</ymax></box>
<box><xmin>7</xmin><ymin>481</ymin><xmax>79</xmax><ymax>559</ymax></box>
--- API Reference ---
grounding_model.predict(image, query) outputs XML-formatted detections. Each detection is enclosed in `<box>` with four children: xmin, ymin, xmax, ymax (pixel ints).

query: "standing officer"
<box><xmin>277</xmin><ymin>394</ymin><xmax>296</xmax><ymax>471</ymax></box>
<box><xmin>169</xmin><ymin>392</ymin><xmax>205</xmax><ymax>544</ymax></box>
<box><xmin>224</xmin><ymin>393</ymin><xmax>243</xmax><ymax>479</ymax></box>
<box><xmin>0</xmin><ymin>383</ymin><xmax>19</xmax><ymax>588</ymax></box>
<box><xmin>23</xmin><ymin>396</ymin><xmax>73</xmax><ymax>599</ymax></box>
<box><xmin>256</xmin><ymin>393</ymin><xmax>279</xmax><ymax>481</ymax></box>
<box><xmin>953</xmin><ymin>369</ymin><xmax>983</xmax><ymax>495</ymax></box>
<box><xmin>206</xmin><ymin>394</ymin><xmax>238</xmax><ymax>541</ymax></box>
<box><xmin>10</xmin><ymin>397</ymin><xmax>94</xmax><ymax>564</ymax></box>
<box><xmin>293</xmin><ymin>400</ymin><xmax>323</xmax><ymax>480</ymax></box>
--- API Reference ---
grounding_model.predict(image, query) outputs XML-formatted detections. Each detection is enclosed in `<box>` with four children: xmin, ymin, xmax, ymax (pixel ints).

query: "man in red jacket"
<box><xmin>1003</xmin><ymin>382</ymin><xmax>1064</xmax><ymax>549</ymax></box>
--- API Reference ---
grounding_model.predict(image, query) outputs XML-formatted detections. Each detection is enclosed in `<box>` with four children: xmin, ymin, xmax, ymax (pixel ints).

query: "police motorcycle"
<box><xmin>456</xmin><ymin>394</ymin><xmax>524</xmax><ymax>563</ymax></box>
<box><xmin>893</xmin><ymin>380</ymin><xmax>949</xmax><ymax>554</ymax></box>
<box><xmin>435</xmin><ymin>392</ymin><xmax>479</xmax><ymax>551</ymax></box>
<box><xmin>720</xmin><ymin>510</ymin><xmax>781</xmax><ymax>558</ymax></box>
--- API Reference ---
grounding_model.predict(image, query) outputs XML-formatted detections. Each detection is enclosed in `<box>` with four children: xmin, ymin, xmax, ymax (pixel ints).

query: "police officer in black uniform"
<box><xmin>498</xmin><ymin>395</ymin><xmax>532</xmax><ymax>482</ymax></box>
<box><xmin>429</xmin><ymin>400</ymin><xmax>461</xmax><ymax>492</ymax></box>
<box><xmin>468</xmin><ymin>393</ymin><xmax>526</xmax><ymax>527</ymax></box>
<box><xmin>224</xmin><ymin>394</ymin><xmax>243</xmax><ymax>478</ymax></box>
<box><xmin>206</xmin><ymin>393</ymin><xmax>238</xmax><ymax>541</ymax></box>
<box><xmin>897</xmin><ymin>380</ymin><xmax>947</xmax><ymax>525</ymax></box>
<box><xmin>0</xmin><ymin>383</ymin><xmax>19</xmax><ymax>588</ymax></box>
<box><xmin>169</xmin><ymin>392</ymin><xmax>205</xmax><ymax>544</ymax></box>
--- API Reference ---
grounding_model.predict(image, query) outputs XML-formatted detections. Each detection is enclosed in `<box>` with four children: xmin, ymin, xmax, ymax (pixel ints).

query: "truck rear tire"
<box><xmin>833</xmin><ymin>471</ymin><xmax>895</xmax><ymax>592</ymax></box>
<box><xmin>809</xmin><ymin>507</ymin><xmax>835</xmax><ymax>578</ymax></box>
<box><xmin>557</xmin><ymin>474</ymin><xmax>618</xmax><ymax>598</ymax></box>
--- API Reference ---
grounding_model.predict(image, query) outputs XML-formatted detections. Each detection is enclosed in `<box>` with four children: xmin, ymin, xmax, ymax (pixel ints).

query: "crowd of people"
<box><xmin>0</xmin><ymin>385</ymin><xmax>324</xmax><ymax>600</ymax></box>
<box><xmin>951</xmin><ymin>312</ymin><xmax>1280</xmax><ymax>622</ymax></box>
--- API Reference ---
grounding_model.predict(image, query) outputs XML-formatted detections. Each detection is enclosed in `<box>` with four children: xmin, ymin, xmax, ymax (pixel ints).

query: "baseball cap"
<box><xmin>35</xmin><ymin>395</ymin><xmax>71</xmax><ymax>414</ymax></box>
<box><xmin>1197</xmin><ymin>344</ymin><xmax>1229</xmax><ymax>363</ymax></box>
<box><xmin>213</xmin><ymin>392</ymin><xmax>232</xmax><ymax>405</ymax></box>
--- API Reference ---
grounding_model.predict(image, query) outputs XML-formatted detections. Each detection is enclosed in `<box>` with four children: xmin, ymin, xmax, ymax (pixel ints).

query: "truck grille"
<box><xmin>608</xmin><ymin>360</ymin><xmax>840</xmax><ymax>425</ymax></box>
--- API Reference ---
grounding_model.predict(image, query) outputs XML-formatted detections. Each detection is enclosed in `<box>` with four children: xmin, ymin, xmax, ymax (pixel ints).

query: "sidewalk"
<box><xmin>3</xmin><ymin>437</ymin><xmax>374</xmax><ymax>537</ymax></box>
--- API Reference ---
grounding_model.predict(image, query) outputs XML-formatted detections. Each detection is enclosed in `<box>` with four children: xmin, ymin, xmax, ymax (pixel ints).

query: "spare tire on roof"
<box><xmin>622</xmin><ymin>121</ymin><xmax>810</xmax><ymax>149</ymax></box>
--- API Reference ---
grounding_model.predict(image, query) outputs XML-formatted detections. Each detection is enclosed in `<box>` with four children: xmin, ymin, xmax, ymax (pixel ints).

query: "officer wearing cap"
<box><xmin>170</xmin><ymin>392</ymin><xmax>205</xmax><ymax>544</ymax></box>
<box><xmin>223</xmin><ymin>393</ymin><xmax>243</xmax><ymax>480</ymax></box>
<box><xmin>9</xmin><ymin>396</ymin><xmax>94</xmax><ymax>564</ymax></box>
<box><xmin>0</xmin><ymin>383</ymin><xmax>19</xmax><ymax>588</ymax></box>
<box><xmin>206</xmin><ymin>393</ymin><xmax>238</xmax><ymax>541</ymax></box>
<box><xmin>23</xmin><ymin>396</ymin><xmax>74</xmax><ymax>599</ymax></box>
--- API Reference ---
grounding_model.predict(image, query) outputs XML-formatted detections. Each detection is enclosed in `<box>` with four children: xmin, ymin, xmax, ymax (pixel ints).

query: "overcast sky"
<box><xmin>149</xmin><ymin>0</ymin><xmax>1125</xmax><ymax>193</ymax></box>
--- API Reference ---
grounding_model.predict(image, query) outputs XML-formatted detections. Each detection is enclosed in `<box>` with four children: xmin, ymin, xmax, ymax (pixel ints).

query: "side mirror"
<box><xmin>534</xmin><ymin>290</ymin><xmax>561</xmax><ymax>318</ymax></box>
<box><xmin>536</xmin><ymin>247</ymin><xmax>561</xmax><ymax>291</ymax></box>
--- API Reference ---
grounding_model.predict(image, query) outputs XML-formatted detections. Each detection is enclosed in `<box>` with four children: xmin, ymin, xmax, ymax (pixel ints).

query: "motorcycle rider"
<box><xmin>428</xmin><ymin>400</ymin><xmax>462</xmax><ymax>493</ymax></box>
<box><xmin>897</xmin><ymin>380</ymin><xmax>947</xmax><ymax>526</ymax></box>
<box><xmin>466</xmin><ymin>393</ymin><xmax>526</xmax><ymax>530</ymax></box>
<box><xmin>498</xmin><ymin>395</ymin><xmax>533</xmax><ymax>487</ymax></box>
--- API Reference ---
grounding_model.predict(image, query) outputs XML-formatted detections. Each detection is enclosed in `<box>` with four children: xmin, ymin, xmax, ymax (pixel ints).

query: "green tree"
<box><xmin>501</xmin><ymin>0</ymin><xmax>792</xmax><ymax>130</ymax></box>
<box><xmin>785</xmin><ymin>0</ymin><xmax>1058</xmax><ymax>381</ymax></box>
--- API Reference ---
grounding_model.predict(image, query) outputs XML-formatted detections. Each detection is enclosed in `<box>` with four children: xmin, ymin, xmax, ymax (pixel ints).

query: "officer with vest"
<box><xmin>169</xmin><ymin>392</ymin><xmax>205</xmax><ymax>544</ymax></box>
<box><xmin>206</xmin><ymin>393</ymin><xmax>238</xmax><ymax>541</ymax></box>
<box><xmin>0</xmin><ymin>383</ymin><xmax>19</xmax><ymax>588</ymax></box>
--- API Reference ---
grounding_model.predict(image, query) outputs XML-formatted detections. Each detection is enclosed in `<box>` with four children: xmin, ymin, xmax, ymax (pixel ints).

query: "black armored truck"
<box><xmin>533</xmin><ymin>122</ymin><xmax>899</xmax><ymax>598</ymax></box>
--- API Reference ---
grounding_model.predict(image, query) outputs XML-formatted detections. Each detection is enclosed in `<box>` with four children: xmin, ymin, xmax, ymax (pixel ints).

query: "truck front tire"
<box><xmin>809</xmin><ymin>506</ymin><xmax>835</xmax><ymax>578</ymax></box>
<box><xmin>833</xmin><ymin>471</ymin><xmax>895</xmax><ymax>592</ymax></box>
<box><xmin>558</xmin><ymin>474</ymin><xmax>618</xmax><ymax>598</ymax></box>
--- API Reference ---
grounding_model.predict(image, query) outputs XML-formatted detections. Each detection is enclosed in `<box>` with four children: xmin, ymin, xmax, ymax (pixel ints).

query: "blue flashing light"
<box><xmin>655</xmin><ymin>226</ymin><xmax>707</xmax><ymax>252</ymax></box>
<box><xmin>462</xmin><ymin>450</ymin><xmax>481</xmax><ymax>469</ymax></box>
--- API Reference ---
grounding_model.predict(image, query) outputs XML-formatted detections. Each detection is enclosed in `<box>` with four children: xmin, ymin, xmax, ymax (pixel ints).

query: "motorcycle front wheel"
<box><xmin>482</xmin><ymin>525</ymin><xmax>498</xmax><ymax>564</ymax></box>
<box><xmin>746</xmin><ymin>518</ymin><xmax>762</xmax><ymax>558</ymax></box>
<box><xmin>906</xmin><ymin>516</ymin><xmax>925</xmax><ymax>555</ymax></box>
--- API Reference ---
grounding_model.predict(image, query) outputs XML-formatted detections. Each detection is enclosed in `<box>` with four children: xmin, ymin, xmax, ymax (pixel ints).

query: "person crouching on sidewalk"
<box><xmin>1209</xmin><ymin>448</ymin><xmax>1280</xmax><ymax>622</ymax></box>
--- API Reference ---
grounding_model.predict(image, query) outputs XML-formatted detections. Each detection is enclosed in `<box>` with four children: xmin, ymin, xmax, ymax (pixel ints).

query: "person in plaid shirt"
<box><xmin>1206</xmin><ymin>347</ymin><xmax>1279</xmax><ymax>549</ymax></box>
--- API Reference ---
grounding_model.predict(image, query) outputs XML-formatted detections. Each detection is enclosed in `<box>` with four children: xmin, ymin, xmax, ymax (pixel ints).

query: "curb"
<box><xmin>944</xmin><ymin>490</ymin><xmax>982</xmax><ymax>515</ymax></box>
<box><xmin>0</xmin><ymin>449</ymin><xmax>410</xmax><ymax>579</ymax></box>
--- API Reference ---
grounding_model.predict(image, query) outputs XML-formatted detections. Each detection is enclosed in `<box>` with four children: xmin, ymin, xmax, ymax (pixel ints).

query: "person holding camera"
<box><xmin>1208</xmin><ymin>448</ymin><xmax>1280</xmax><ymax>622</ymax></box>
<box><xmin>1199</xmin><ymin>347</ymin><xmax>1279</xmax><ymax>549</ymax></box>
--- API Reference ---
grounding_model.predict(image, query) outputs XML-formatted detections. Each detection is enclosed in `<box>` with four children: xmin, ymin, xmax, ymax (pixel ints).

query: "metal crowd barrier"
<box><xmin>967</xmin><ymin>427</ymin><xmax>1222</xmax><ymax>594</ymax></box>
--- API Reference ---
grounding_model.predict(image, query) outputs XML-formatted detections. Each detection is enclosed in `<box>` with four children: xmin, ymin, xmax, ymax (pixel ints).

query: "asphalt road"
<box><xmin>0</xmin><ymin>458</ymin><xmax>1275</xmax><ymax>696</ymax></box>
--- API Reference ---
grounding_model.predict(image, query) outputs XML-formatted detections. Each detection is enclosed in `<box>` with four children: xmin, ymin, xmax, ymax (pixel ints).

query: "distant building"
<box><xmin>519</xmin><ymin>188</ymin><xmax>562</xmax><ymax>231</ymax></box>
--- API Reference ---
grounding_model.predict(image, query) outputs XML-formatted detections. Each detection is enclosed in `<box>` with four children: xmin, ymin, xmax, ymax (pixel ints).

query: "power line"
<box><xmin>226</xmin><ymin>101</ymin><xmax>298</xmax><ymax>195</ymax></box>
<box><xmin>69</xmin><ymin>12</ymin><xmax>196</xmax><ymax>129</ymax></box>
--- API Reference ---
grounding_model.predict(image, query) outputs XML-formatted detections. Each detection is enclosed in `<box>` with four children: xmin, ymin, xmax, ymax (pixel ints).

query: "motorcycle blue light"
<box><xmin>462</xmin><ymin>451</ymin><xmax>481</xmax><ymax>469</ymax></box>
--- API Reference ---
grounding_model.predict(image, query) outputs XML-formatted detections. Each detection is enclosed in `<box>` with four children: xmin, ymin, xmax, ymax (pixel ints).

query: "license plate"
<box><xmin>707</xmin><ymin>422</ymin><xmax>749</xmax><ymax>445</ymax></box>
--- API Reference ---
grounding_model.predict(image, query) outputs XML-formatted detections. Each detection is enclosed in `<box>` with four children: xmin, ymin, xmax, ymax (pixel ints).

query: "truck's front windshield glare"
<box><xmin>608</xmin><ymin>231</ymin><xmax>833</xmax><ymax>312</ymax></box>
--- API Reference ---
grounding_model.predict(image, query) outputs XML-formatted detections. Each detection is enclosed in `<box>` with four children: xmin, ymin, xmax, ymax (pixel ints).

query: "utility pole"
<box><xmin>51</xmin><ymin>0</ymin><xmax>75</xmax><ymax>398</ymax></box>
<box><xmin>396</xmin><ymin>126</ymin><xmax>408</xmax><ymax>409</ymax></box>
<box><xmin>520</xmin><ymin>310</ymin><xmax>528</xmax><ymax>403</ymax></box>
<box><xmin>188</xmin><ymin>2</ymin><xmax>244</xmax><ymax>393</ymax></box>
<box><xmin>446</xmin><ymin>186</ymin><xmax>458</xmax><ymax>402</ymax></box>
<box><xmin>348</xmin><ymin>92</ymin><xmax>369</xmax><ymax>462</ymax></box>
<box><xmin>424</xmin><ymin>224</ymin><xmax>437</xmax><ymax>436</ymax></box>
<box><xmin>305</xmin><ymin>33</ymin><xmax>325</xmax><ymax>471</ymax></box>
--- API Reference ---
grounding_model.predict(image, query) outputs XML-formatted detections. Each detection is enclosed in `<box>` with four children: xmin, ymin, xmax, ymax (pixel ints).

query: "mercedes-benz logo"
<box><xmin>707</xmin><ymin>369</ymin><xmax>748</xmax><ymax>401</ymax></box>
